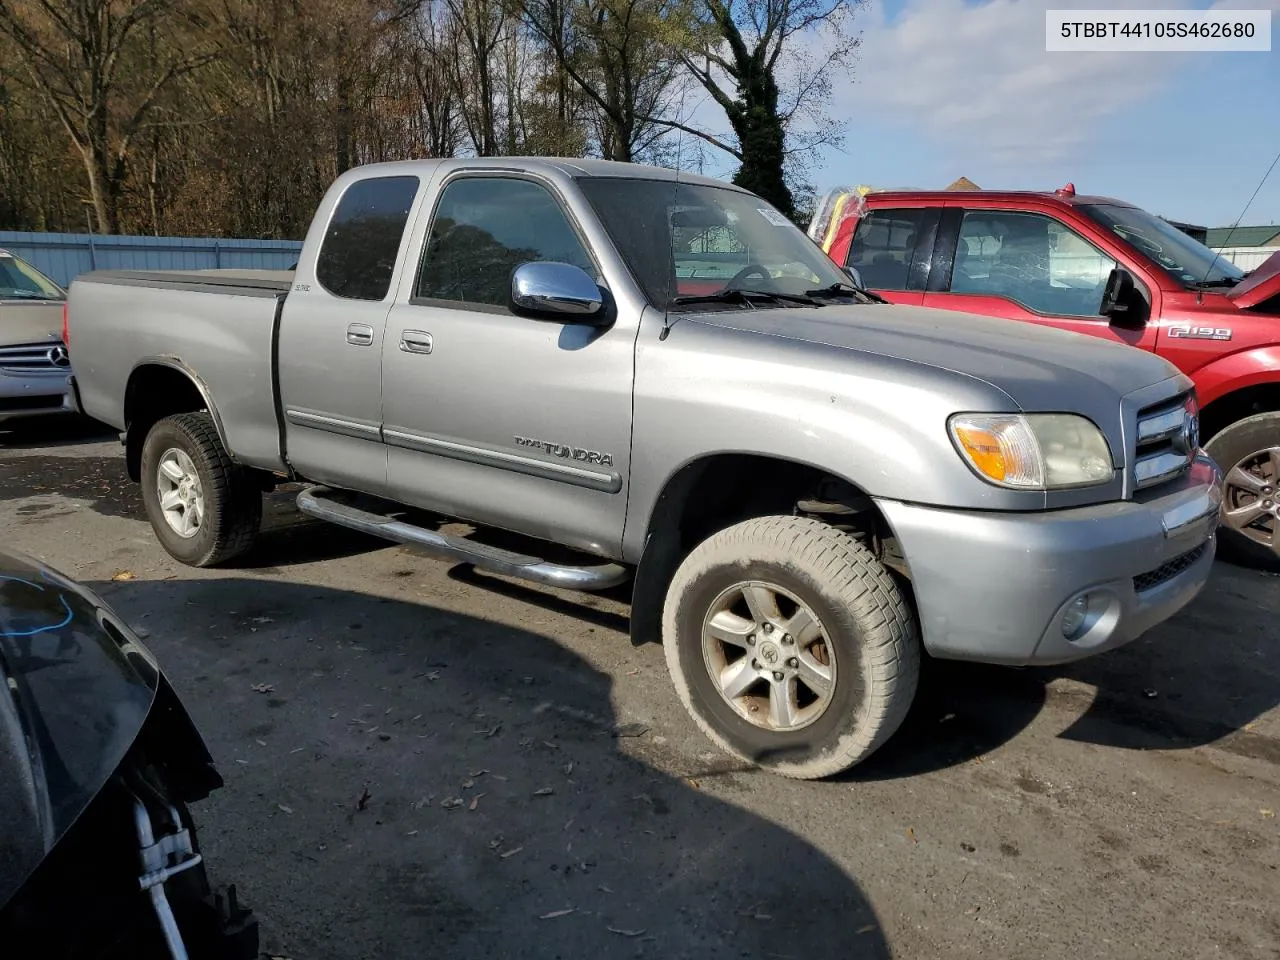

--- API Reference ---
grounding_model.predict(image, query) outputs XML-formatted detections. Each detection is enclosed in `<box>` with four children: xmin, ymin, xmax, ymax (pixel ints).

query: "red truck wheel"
<box><xmin>1205</xmin><ymin>411</ymin><xmax>1280</xmax><ymax>571</ymax></box>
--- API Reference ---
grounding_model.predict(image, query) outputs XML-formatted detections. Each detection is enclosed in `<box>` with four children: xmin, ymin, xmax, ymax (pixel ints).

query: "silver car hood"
<box><xmin>685</xmin><ymin>302</ymin><xmax>1183</xmax><ymax>412</ymax></box>
<box><xmin>0</xmin><ymin>300</ymin><xmax>64</xmax><ymax>347</ymax></box>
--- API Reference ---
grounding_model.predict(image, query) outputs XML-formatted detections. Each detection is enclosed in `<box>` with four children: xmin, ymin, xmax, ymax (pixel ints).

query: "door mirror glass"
<box><xmin>511</xmin><ymin>262</ymin><xmax>606</xmax><ymax>322</ymax></box>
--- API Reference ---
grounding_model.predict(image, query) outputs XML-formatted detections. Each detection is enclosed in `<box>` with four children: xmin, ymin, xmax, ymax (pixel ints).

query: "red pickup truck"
<box><xmin>808</xmin><ymin>184</ymin><xmax>1280</xmax><ymax>570</ymax></box>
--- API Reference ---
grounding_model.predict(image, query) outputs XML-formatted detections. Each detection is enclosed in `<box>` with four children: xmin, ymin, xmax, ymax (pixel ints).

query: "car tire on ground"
<box><xmin>662</xmin><ymin>515</ymin><xmax>920</xmax><ymax>780</ymax></box>
<box><xmin>139</xmin><ymin>412</ymin><xmax>262</xmax><ymax>567</ymax></box>
<box><xmin>1204</xmin><ymin>411</ymin><xmax>1280</xmax><ymax>572</ymax></box>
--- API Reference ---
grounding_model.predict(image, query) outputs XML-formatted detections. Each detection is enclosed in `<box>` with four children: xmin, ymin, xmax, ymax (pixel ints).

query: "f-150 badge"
<box><xmin>515</xmin><ymin>435</ymin><xmax>614</xmax><ymax>467</ymax></box>
<box><xmin>1167</xmin><ymin>324</ymin><xmax>1232</xmax><ymax>341</ymax></box>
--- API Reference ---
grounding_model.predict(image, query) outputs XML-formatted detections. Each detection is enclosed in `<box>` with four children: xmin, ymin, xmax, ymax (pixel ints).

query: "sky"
<box><xmin>684</xmin><ymin>0</ymin><xmax>1280</xmax><ymax>229</ymax></box>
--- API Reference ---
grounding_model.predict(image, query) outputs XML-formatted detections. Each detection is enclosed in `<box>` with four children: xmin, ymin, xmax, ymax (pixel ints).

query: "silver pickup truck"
<box><xmin>68</xmin><ymin>158</ymin><xmax>1221</xmax><ymax>779</ymax></box>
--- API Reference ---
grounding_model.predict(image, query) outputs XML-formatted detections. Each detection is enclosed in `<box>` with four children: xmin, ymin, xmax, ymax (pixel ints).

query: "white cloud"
<box><xmin>839</xmin><ymin>0</ymin><xmax>1275</xmax><ymax>168</ymax></box>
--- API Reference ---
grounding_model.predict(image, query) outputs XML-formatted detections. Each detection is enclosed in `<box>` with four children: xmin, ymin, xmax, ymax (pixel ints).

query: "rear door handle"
<box><xmin>400</xmin><ymin>330</ymin><xmax>433</xmax><ymax>354</ymax></box>
<box><xmin>346</xmin><ymin>323</ymin><xmax>374</xmax><ymax>346</ymax></box>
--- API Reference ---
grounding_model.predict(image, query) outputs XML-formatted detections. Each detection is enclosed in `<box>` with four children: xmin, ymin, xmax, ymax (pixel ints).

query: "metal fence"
<box><xmin>0</xmin><ymin>230</ymin><xmax>303</xmax><ymax>289</ymax></box>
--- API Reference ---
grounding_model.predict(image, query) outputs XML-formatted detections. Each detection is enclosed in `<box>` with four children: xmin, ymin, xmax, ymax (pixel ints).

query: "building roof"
<box><xmin>946</xmin><ymin>176</ymin><xmax>981</xmax><ymax>191</ymax></box>
<box><xmin>1204</xmin><ymin>225</ymin><xmax>1280</xmax><ymax>249</ymax></box>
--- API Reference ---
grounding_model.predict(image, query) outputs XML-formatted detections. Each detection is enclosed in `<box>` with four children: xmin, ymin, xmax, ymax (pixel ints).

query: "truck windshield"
<box><xmin>0</xmin><ymin>253</ymin><xmax>64</xmax><ymax>301</ymax></box>
<box><xmin>1081</xmin><ymin>204</ymin><xmax>1245</xmax><ymax>288</ymax></box>
<box><xmin>577</xmin><ymin>177</ymin><xmax>854</xmax><ymax>310</ymax></box>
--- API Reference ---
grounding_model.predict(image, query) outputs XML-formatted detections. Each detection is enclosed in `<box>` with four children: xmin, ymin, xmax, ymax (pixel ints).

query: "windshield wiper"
<box><xmin>0</xmin><ymin>291</ymin><xmax>61</xmax><ymax>301</ymax></box>
<box><xmin>805</xmin><ymin>282</ymin><xmax>889</xmax><ymax>304</ymax></box>
<box><xmin>670</xmin><ymin>288</ymin><xmax>819</xmax><ymax>308</ymax></box>
<box><xmin>1192</xmin><ymin>277</ymin><xmax>1242</xmax><ymax>288</ymax></box>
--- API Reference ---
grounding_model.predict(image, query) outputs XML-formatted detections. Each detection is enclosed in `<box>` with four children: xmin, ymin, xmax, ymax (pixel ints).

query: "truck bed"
<box><xmin>69</xmin><ymin>268</ymin><xmax>292</xmax><ymax>473</ymax></box>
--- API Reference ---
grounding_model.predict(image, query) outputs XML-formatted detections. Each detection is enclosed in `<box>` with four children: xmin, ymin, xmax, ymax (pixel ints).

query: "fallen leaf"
<box><xmin>469</xmin><ymin>793</ymin><xmax>485</xmax><ymax>811</ymax></box>
<box><xmin>462</xmin><ymin>778</ymin><xmax>476</xmax><ymax>789</ymax></box>
<box><xmin>111</xmin><ymin>570</ymin><xmax>135</xmax><ymax>581</ymax></box>
<box><xmin>469</xmin><ymin>769</ymin><xmax>489</xmax><ymax>778</ymax></box>
<box><xmin>1262</xmin><ymin>809</ymin><xmax>1275</xmax><ymax>818</ymax></box>
<box><xmin>277</xmin><ymin>804</ymin><xmax>293</xmax><ymax>815</ymax></box>
<box><xmin>499</xmin><ymin>846</ymin><xmax>524</xmax><ymax>859</ymax></box>
<box><xmin>251</xmin><ymin>616</ymin><xmax>274</xmax><ymax>624</ymax></box>
<box><xmin>613</xmin><ymin>722</ymin><xmax>649</xmax><ymax>739</ymax></box>
<box><xmin>686</xmin><ymin>778</ymin><xmax>700</xmax><ymax>789</ymax></box>
<box><xmin>533</xmin><ymin>787</ymin><xmax>554</xmax><ymax>797</ymax></box>
<box><xmin>407</xmin><ymin>830</ymin><xmax>419</xmax><ymax>836</ymax></box>
<box><xmin>907</xmin><ymin>827</ymin><xmax>917</xmax><ymax>844</ymax></box>
<box><xmin>540</xmin><ymin>909</ymin><xmax>574</xmax><ymax>920</ymax></box>
<box><xmin>441</xmin><ymin>797</ymin><xmax>464</xmax><ymax>809</ymax></box>
<box><xmin>356</xmin><ymin>786</ymin><xmax>372</xmax><ymax>811</ymax></box>
<box><xmin>856</xmin><ymin>925</ymin><xmax>877</xmax><ymax>935</ymax></box>
<box><xmin>598</xmin><ymin>884</ymin><xmax>614</xmax><ymax>894</ymax></box>
<box><xmin>564</xmin><ymin>761</ymin><xmax>575</xmax><ymax>776</ymax></box>
<box><xmin>255</xmin><ymin>739</ymin><xmax>267</xmax><ymax>747</ymax></box>
<box><xmin>608</xmin><ymin>927</ymin><xmax>645</xmax><ymax>937</ymax></box>
<box><xmin>251</xmin><ymin>683</ymin><xmax>275</xmax><ymax>694</ymax></box>
<box><xmin>1143</xmin><ymin>688</ymin><xmax>1158</xmax><ymax>699</ymax></box>
<box><xmin>483</xmin><ymin>723</ymin><xmax>502</xmax><ymax>738</ymax></box>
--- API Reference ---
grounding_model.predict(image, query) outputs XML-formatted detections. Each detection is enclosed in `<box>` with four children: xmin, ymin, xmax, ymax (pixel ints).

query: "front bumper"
<box><xmin>876</xmin><ymin>454</ymin><xmax>1221</xmax><ymax>666</ymax></box>
<box><xmin>0</xmin><ymin>368</ymin><xmax>78</xmax><ymax>423</ymax></box>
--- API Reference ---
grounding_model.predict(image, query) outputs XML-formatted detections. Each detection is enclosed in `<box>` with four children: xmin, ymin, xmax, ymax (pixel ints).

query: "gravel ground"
<box><xmin>2</xmin><ymin>416</ymin><xmax>1277</xmax><ymax>960</ymax></box>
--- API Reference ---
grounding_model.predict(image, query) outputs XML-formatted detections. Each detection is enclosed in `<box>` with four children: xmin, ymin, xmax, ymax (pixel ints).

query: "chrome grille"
<box><xmin>0</xmin><ymin>341</ymin><xmax>68</xmax><ymax>375</ymax></box>
<box><xmin>1132</xmin><ymin>391</ymin><xmax>1196</xmax><ymax>492</ymax></box>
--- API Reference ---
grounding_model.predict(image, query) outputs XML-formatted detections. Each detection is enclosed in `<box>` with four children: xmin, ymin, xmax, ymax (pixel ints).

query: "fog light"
<box><xmin>1061</xmin><ymin>595</ymin><xmax>1091</xmax><ymax>639</ymax></box>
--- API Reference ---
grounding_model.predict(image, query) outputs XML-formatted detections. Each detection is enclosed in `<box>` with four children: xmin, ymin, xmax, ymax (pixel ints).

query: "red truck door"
<box><xmin>921</xmin><ymin>206</ymin><xmax>1159</xmax><ymax>352</ymax></box>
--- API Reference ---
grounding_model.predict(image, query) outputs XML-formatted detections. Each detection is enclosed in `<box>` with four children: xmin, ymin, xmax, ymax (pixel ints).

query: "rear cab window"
<box><xmin>848</xmin><ymin>208</ymin><xmax>934</xmax><ymax>291</ymax></box>
<box><xmin>315</xmin><ymin>175</ymin><xmax>421</xmax><ymax>301</ymax></box>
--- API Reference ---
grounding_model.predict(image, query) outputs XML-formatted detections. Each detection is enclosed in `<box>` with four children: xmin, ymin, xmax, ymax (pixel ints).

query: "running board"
<box><xmin>296</xmin><ymin>486</ymin><xmax>631</xmax><ymax>592</ymax></box>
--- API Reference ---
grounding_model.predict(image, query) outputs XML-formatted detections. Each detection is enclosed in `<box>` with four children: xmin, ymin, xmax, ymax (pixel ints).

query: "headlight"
<box><xmin>949</xmin><ymin>413</ymin><xmax>1114</xmax><ymax>489</ymax></box>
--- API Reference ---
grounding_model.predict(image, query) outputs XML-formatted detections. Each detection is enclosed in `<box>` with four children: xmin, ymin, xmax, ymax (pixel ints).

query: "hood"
<box><xmin>0</xmin><ymin>550</ymin><xmax>159</xmax><ymax>911</ymax></box>
<box><xmin>684</xmin><ymin>301</ymin><xmax>1183</xmax><ymax>412</ymax></box>
<box><xmin>0</xmin><ymin>300</ymin><xmax>65</xmax><ymax>348</ymax></box>
<box><xmin>1227</xmin><ymin>249</ymin><xmax>1280</xmax><ymax>309</ymax></box>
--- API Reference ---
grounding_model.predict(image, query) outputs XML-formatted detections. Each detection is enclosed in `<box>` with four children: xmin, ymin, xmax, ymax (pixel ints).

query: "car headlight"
<box><xmin>949</xmin><ymin>413</ymin><xmax>1114</xmax><ymax>489</ymax></box>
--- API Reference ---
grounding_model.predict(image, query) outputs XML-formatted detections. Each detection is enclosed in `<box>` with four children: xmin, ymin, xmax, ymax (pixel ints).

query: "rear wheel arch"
<box><xmin>123</xmin><ymin>360</ymin><xmax>230</xmax><ymax>482</ymax></box>
<box><xmin>628</xmin><ymin>452</ymin><xmax>908</xmax><ymax>647</ymax></box>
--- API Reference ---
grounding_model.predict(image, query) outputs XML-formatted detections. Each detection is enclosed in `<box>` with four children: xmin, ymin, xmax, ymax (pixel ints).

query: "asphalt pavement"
<box><xmin>2</xmin><ymin>416</ymin><xmax>1277</xmax><ymax>960</ymax></box>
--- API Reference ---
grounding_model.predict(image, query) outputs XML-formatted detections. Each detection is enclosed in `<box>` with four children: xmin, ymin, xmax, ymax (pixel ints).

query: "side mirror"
<box><xmin>511</xmin><ymin>262</ymin><xmax>607</xmax><ymax>323</ymax></box>
<box><xmin>842</xmin><ymin>265</ymin><xmax>866</xmax><ymax>289</ymax></box>
<box><xmin>1099</xmin><ymin>267</ymin><xmax>1144</xmax><ymax>326</ymax></box>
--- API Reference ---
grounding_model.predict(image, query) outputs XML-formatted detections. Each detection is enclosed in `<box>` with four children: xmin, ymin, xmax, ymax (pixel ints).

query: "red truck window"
<box><xmin>952</xmin><ymin>210</ymin><xmax>1117</xmax><ymax>318</ymax></box>
<box><xmin>849</xmin><ymin>208</ymin><xmax>927</xmax><ymax>291</ymax></box>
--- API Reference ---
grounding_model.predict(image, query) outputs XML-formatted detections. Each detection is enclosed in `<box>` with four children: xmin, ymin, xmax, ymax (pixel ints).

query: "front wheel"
<box><xmin>1204</xmin><ymin>411</ymin><xmax>1280</xmax><ymax>572</ymax></box>
<box><xmin>140</xmin><ymin>412</ymin><xmax>262</xmax><ymax>567</ymax></box>
<box><xmin>662</xmin><ymin>515</ymin><xmax>920</xmax><ymax>780</ymax></box>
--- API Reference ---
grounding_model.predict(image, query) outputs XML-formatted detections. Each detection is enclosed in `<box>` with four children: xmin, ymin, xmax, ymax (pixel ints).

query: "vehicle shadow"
<box><xmin>850</xmin><ymin>560</ymin><xmax>1278</xmax><ymax>780</ymax></box>
<box><xmin>0</xmin><ymin>413</ymin><xmax>113</xmax><ymax>448</ymax></box>
<box><xmin>91</xmin><ymin>575</ymin><xmax>892</xmax><ymax>960</ymax></box>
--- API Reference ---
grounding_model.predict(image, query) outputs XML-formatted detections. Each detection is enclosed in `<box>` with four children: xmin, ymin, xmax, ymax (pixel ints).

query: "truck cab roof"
<box><xmin>328</xmin><ymin>156</ymin><xmax>737</xmax><ymax>191</ymax></box>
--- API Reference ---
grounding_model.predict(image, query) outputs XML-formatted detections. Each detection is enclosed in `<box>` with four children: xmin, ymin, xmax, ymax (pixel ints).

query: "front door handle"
<box><xmin>346</xmin><ymin>323</ymin><xmax>374</xmax><ymax>346</ymax></box>
<box><xmin>400</xmin><ymin>330</ymin><xmax>433</xmax><ymax>354</ymax></box>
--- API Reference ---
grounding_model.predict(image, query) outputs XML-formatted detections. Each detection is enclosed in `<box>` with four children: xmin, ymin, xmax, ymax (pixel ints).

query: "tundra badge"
<box><xmin>514</xmin><ymin>435</ymin><xmax>614</xmax><ymax>467</ymax></box>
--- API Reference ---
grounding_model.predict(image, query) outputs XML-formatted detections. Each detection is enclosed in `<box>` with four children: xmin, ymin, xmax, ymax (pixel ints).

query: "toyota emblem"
<box><xmin>47</xmin><ymin>345</ymin><xmax>70</xmax><ymax>368</ymax></box>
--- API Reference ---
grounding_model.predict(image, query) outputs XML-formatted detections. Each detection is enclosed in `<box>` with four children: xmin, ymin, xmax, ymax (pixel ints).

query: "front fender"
<box><xmin>1190</xmin><ymin>346</ymin><xmax>1280</xmax><ymax>408</ymax></box>
<box><xmin>622</xmin><ymin>315</ymin><xmax>1037</xmax><ymax>561</ymax></box>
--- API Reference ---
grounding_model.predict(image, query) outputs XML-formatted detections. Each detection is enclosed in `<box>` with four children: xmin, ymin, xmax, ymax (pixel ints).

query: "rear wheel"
<box><xmin>662</xmin><ymin>515</ymin><xmax>919</xmax><ymax>780</ymax></box>
<box><xmin>1204</xmin><ymin>412</ymin><xmax>1280</xmax><ymax>572</ymax></box>
<box><xmin>140</xmin><ymin>412</ymin><xmax>262</xmax><ymax>567</ymax></box>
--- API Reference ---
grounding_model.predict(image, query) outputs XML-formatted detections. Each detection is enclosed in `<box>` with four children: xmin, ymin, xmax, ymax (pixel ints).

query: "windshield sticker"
<box><xmin>757</xmin><ymin>207</ymin><xmax>791</xmax><ymax>227</ymax></box>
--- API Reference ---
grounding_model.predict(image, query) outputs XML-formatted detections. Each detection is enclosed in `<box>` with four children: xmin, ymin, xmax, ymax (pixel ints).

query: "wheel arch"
<box><xmin>627</xmin><ymin>451</ymin><xmax>906</xmax><ymax>648</ymax></box>
<box><xmin>123</xmin><ymin>359</ymin><xmax>231</xmax><ymax>482</ymax></box>
<box><xmin>1199</xmin><ymin>378</ymin><xmax>1280</xmax><ymax>443</ymax></box>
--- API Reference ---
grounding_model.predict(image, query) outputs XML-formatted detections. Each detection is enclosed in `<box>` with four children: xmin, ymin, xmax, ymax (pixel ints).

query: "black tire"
<box><xmin>140</xmin><ymin>412</ymin><xmax>262</xmax><ymax>567</ymax></box>
<box><xmin>662</xmin><ymin>515</ymin><xmax>920</xmax><ymax>780</ymax></box>
<box><xmin>1203</xmin><ymin>411</ymin><xmax>1280</xmax><ymax>572</ymax></box>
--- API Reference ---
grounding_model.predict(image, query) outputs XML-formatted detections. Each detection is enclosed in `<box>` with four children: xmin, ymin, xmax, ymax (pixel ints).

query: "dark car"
<box><xmin>0</xmin><ymin>549</ymin><xmax>257</xmax><ymax>958</ymax></box>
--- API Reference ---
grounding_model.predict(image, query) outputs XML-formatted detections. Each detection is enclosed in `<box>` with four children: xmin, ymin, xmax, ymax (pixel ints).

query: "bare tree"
<box><xmin>676</xmin><ymin>0</ymin><xmax>863</xmax><ymax>218</ymax></box>
<box><xmin>0</xmin><ymin>0</ymin><xmax>219</xmax><ymax>233</ymax></box>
